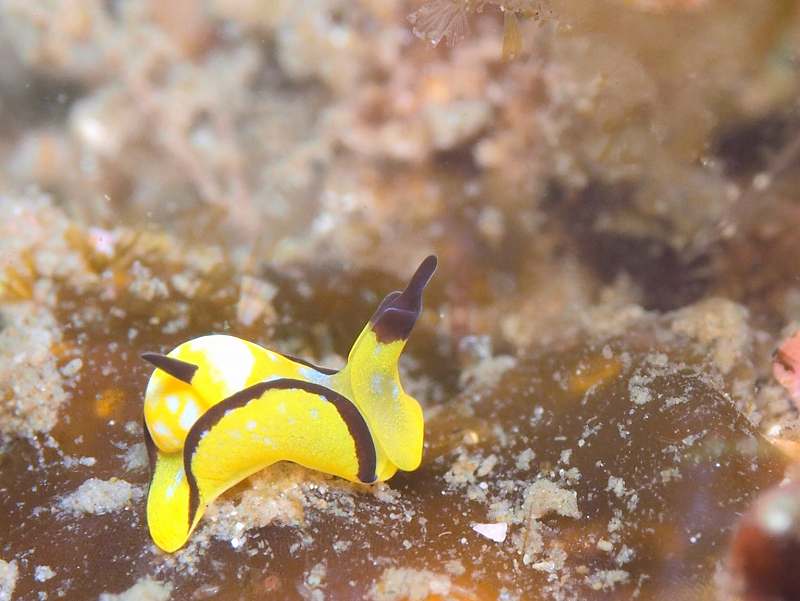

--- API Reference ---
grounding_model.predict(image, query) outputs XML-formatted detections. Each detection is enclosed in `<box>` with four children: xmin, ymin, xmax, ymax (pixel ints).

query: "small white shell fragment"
<box><xmin>471</xmin><ymin>522</ymin><xmax>508</xmax><ymax>543</ymax></box>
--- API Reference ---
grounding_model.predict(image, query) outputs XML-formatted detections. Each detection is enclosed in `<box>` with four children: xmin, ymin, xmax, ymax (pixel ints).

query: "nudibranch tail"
<box><xmin>146</xmin><ymin>449</ymin><xmax>196</xmax><ymax>553</ymax></box>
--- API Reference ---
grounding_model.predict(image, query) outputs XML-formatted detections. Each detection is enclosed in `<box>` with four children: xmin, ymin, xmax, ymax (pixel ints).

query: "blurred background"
<box><xmin>1</xmin><ymin>1</ymin><xmax>800</xmax><ymax>323</ymax></box>
<box><xmin>2</xmin><ymin>1</ymin><xmax>800</xmax><ymax>345</ymax></box>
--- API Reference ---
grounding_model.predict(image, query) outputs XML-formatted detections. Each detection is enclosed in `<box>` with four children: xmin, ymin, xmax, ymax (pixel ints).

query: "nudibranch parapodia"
<box><xmin>141</xmin><ymin>256</ymin><xmax>437</xmax><ymax>552</ymax></box>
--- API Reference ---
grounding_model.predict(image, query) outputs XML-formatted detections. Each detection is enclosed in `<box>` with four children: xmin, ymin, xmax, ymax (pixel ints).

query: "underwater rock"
<box><xmin>159</xmin><ymin>335</ymin><xmax>784</xmax><ymax>600</ymax></box>
<box><xmin>387</xmin><ymin>338</ymin><xmax>786</xmax><ymax>600</ymax></box>
<box><xmin>134</xmin><ymin>333</ymin><xmax>777</xmax><ymax>600</ymax></box>
<box><xmin>0</xmin><ymin>248</ymin><xmax>787</xmax><ymax>599</ymax></box>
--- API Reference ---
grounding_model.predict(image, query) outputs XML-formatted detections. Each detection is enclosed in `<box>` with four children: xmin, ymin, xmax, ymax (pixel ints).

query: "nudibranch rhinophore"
<box><xmin>141</xmin><ymin>256</ymin><xmax>437</xmax><ymax>552</ymax></box>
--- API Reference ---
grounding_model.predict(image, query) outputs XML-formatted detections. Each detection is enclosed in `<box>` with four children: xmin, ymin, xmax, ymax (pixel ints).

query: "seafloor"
<box><xmin>2</xmin><ymin>1</ymin><xmax>800</xmax><ymax>600</ymax></box>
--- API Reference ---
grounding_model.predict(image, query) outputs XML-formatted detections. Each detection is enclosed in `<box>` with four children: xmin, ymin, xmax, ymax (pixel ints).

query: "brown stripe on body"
<box><xmin>183</xmin><ymin>379</ymin><xmax>377</xmax><ymax>529</ymax></box>
<box><xmin>142</xmin><ymin>415</ymin><xmax>157</xmax><ymax>478</ymax></box>
<box><xmin>276</xmin><ymin>352</ymin><xmax>339</xmax><ymax>375</ymax></box>
<box><xmin>141</xmin><ymin>353</ymin><xmax>199</xmax><ymax>384</ymax></box>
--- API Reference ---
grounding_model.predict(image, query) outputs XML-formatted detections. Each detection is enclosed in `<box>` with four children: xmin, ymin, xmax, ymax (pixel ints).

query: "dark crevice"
<box><xmin>544</xmin><ymin>181</ymin><xmax>711</xmax><ymax>312</ymax></box>
<box><xmin>713</xmin><ymin>111</ymin><xmax>800</xmax><ymax>179</ymax></box>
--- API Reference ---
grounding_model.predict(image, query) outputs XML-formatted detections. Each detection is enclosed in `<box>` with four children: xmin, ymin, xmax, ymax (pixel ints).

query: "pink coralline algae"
<box><xmin>773</xmin><ymin>331</ymin><xmax>800</xmax><ymax>407</ymax></box>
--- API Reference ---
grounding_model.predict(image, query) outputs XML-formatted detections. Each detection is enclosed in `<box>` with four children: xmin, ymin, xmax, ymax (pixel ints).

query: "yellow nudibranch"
<box><xmin>141</xmin><ymin>256</ymin><xmax>437</xmax><ymax>552</ymax></box>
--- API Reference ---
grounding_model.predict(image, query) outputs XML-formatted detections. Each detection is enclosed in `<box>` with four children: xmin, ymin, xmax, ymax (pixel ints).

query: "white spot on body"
<box><xmin>299</xmin><ymin>366</ymin><xmax>328</xmax><ymax>386</ymax></box>
<box><xmin>277</xmin><ymin>402</ymin><xmax>287</xmax><ymax>415</ymax></box>
<box><xmin>152</xmin><ymin>421</ymin><xmax>180</xmax><ymax>448</ymax></box>
<box><xmin>371</xmin><ymin>374</ymin><xmax>384</xmax><ymax>396</ymax></box>
<box><xmin>179</xmin><ymin>400</ymin><xmax>200</xmax><ymax>430</ymax></box>
<box><xmin>144</xmin><ymin>377</ymin><xmax>163</xmax><ymax>410</ymax></box>
<box><xmin>189</xmin><ymin>335</ymin><xmax>255</xmax><ymax>396</ymax></box>
<box><xmin>166</xmin><ymin>395</ymin><xmax>180</xmax><ymax>414</ymax></box>
<box><xmin>309</xmin><ymin>409</ymin><xmax>319</xmax><ymax>419</ymax></box>
<box><xmin>246</xmin><ymin>420</ymin><xmax>257</xmax><ymax>431</ymax></box>
<box><xmin>145</xmin><ymin>375</ymin><xmax>162</xmax><ymax>395</ymax></box>
<box><xmin>153</xmin><ymin>422</ymin><xmax>172</xmax><ymax>436</ymax></box>
<box><xmin>263</xmin><ymin>436</ymin><xmax>274</xmax><ymax>447</ymax></box>
<box><xmin>392</xmin><ymin>383</ymin><xmax>400</xmax><ymax>399</ymax></box>
<box><xmin>166</xmin><ymin>469</ymin><xmax>184</xmax><ymax>499</ymax></box>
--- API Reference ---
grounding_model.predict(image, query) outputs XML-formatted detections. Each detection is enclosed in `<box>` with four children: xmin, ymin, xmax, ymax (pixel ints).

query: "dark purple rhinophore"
<box><xmin>371</xmin><ymin>255</ymin><xmax>437</xmax><ymax>343</ymax></box>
